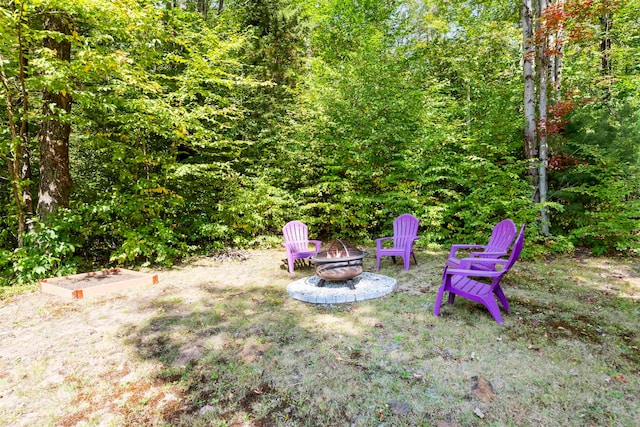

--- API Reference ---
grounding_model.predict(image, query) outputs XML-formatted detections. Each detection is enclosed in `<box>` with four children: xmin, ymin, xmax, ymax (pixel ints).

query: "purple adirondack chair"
<box><xmin>375</xmin><ymin>214</ymin><xmax>420</xmax><ymax>271</ymax></box>
<box><xmin>434</xmin><ymin>224</ymin><xmax>526</xmax><ymax>324</ymax></box>
<box><xmin>446</xmin><ymin>219</ymin><xmax>517</xmax><ymax>270</ymax></box>
<box><xmin>282</xmin><ymin>221</ymin><xmax>322</xmax><ymax>275</ymax></box>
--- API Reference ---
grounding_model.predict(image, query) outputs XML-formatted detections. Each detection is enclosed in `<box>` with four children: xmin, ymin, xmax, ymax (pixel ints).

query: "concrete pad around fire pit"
<box><xmin>286</xmin><ymin>272</ymin><xmax>397</xmax><ymax>304</ymax></box>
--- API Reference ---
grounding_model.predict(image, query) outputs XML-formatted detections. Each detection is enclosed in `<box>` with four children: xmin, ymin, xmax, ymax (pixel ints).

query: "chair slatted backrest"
<box><xmin>282</xmin><ymin>221</ymin><xmax>309</xmax><ymax>252</ymax></box>
<box><xmin>493</xmin><ymin>224</ymin><xmax>526</xmax><ymax>283</ymax></box>
<box><xmin>393</xmin><ymin>214</ymin><xmax>419</xmax><ymax>248</ymax></box>
<box><xmin>484</xmin><ymin>219</ymin><xmax>517</xmax><ymax>255</ymax></box>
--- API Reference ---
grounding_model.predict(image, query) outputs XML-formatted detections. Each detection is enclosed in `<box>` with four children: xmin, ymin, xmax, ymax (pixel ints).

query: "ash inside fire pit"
<box><xmin>310</xmin><ymin>240</ymin><xmax>368</xmax><ymax>289</ymax></box>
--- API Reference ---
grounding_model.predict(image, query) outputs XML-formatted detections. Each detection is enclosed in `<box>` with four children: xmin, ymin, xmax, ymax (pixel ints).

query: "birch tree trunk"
<box><xmin>551</xmin><ymin>0</ymin><xmax>564</xmax><ymax>102</ymax></box>
<box><xmin>522</xmin><ymin>0</ymin><xmax>538</xmax><ymax>191</ymax></box>
<box><xmin>38</xmin><ymin>11</ymin><xmax>73</xmax><ymax>217</ymax></box>
<box><xmin>537</xmin><ymin>0</ymin><xmax>550</xmax><ymax>236</ymax></box>
<box><xmin>600</xmin><ymin>12</ymin><xmax>613</xmax><ymax>99</ymax></box>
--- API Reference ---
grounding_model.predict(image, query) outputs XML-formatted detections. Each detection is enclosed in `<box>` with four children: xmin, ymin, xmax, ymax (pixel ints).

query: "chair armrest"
<box><xmin>449</xmin><ymin>244</ymin><xmax>485</xmax><ymax>259</ymax></box>
<box><xmin>459</xmin><ymin>257</ymin><xmax>508</xmax><ymax>269</ymax></box>
<box><xmin>284</xmin><ymin>241</ymin><xmax>321</xmax><ymax>252</ymax></box>
<box><xmin>309</xmin><ymin>240</ymin><xmax>322</xmax><ymax>251</ymax></box>
<box><xmin>469</xmin><ymin>251</ymin><xmax>507</xmax><ymax>258</ymax></box>
<box><xmin>376</xmin><ymin>237</ymin><xmax>393</xmax><ymax>249</ymax></box>
<box><xmin>444</xmin><ymin>267</ymin><xmax>502</xmax><ymax>278</ymax></box>
<box><xmin>461</xmin><ymin>257</ymin><xmax>508</xmax><ymax>265</ymax></box>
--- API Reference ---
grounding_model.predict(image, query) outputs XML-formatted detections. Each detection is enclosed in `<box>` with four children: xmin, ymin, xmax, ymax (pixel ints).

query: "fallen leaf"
<box><xmin>472</xmin><ymin>376</ymin><xmax>496</xmax><ymax>403</ymax></box>
<box><xmin>474</xmin><ymin>407</ymin><xmax>485</xmax><ymax>418</ymax></box>
<box><xmin>613</xmin><ymin>375</ymin><xmax>628</xmax><ymax>383</ymax></box>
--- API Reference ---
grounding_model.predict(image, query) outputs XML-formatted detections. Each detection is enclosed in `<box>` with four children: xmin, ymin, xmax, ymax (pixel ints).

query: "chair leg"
<box><xmin>447</xmin><ymin>293</ymin><xmax>455</xmax><ymax>304</ymax></box>
<box><xmin>434</xmin><ymin>287</ymin><xmax>445</xmax><ymax>317</ymax></box>
<box><xmin>403</xmin><ymin>255</ymin><xmax>410</xmax><ymax>270</ymax></box>
<box><xmin>483</xmin><ymin>297</ymin><xmax>504</xmax><ymax>324</ymax></box>
<box><xmin>411</xmin><ymin>251</ymin><xmax>418</xmax><ymax>266</ymax></box>
<box><xmin>287</xmin><ymin>256</ymin><xmax>295</xmax><ymax>275</ymax></box>
<box><xmin>375</xmin><ymin>255</ymin><xmax>381</xmax><ymax>270</ymax></box>
<box><xmin>391</xmin><ymin>256</ymin><xmax>396</xmax><ymax>265</ymax></box>
<box><xmin>494</xmin><ymin>286</ymin><xmax>510</xmax><ymax>311</ymax></box>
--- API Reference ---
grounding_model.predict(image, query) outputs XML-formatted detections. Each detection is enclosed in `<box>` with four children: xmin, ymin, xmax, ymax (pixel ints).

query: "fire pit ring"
<box><xmin>287</xmin><ymin>272</ymin><xmax>397</xmax><ymax>304</ymax></box>
<box><xmin>310</xmin><ymin>240</ymin><xmax>368</xmax><ymax>289</ymax></box>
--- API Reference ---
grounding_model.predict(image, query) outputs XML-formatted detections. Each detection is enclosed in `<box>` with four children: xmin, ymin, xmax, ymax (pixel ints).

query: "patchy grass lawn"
<box><xmin>0</xmin><ymin>249</ymin><xmax>638</xmax><ymax>426</ymax></box>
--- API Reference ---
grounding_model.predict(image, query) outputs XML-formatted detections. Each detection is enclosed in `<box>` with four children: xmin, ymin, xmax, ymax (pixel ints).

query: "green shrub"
<box><xmin>0</xmin><ymin>218</ymin><xmax>78</xmax><ymax>286</ymax></box>
<box><xmin>71</xmin><ymin>191</ymin><xmax>193</xmax><ymax>267</ymax></box>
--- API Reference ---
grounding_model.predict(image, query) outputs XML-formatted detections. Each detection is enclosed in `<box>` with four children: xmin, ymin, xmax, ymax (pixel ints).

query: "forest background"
<box><xmin>1</xmin><ymin>0</ymin><xmax>638</xmax><ymax>286</ymax></box>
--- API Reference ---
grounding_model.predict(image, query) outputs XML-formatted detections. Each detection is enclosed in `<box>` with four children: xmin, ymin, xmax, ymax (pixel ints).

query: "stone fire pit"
<box><xmin>286</xmin><ymin>272</ymin><xmax>397</xmax><ymax>304</ymax></box>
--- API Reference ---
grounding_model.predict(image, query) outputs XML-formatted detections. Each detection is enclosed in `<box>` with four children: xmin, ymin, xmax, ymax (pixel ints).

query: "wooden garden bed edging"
<box><xmin>39</xmin><ymin>268</ymin><xmax>159</xmax><ymax>299</ymax></box>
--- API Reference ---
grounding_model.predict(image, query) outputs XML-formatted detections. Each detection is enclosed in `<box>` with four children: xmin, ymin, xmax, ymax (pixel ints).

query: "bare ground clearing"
<box><xmin>0</xmin><ymin>249</ymin><xmax>638</xmax><ymax>426</ymax></box>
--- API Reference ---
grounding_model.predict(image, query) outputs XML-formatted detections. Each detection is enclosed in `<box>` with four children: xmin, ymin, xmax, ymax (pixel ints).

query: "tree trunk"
<box><xmin>0</xmin><ymin>1</ymin><xmax>33</xmax><ymax>245</ymax></box>
<box><xmin>537</xmin><ymin>0</ymin><xmax>550</xmax><ymax>235</ymax></box>
<box><xmin>600</xmin><ymin>13</ymin><xmax>612</xmax><ymax>75</ymax></box>
<box><xmin>38</xmin><ymin>11</ymin><xmax>73</xmax><ymax>217</ymax></box>
<box><xmin>0</xmin><ymin>67</ymin><xmax>29</xmax><ymax>244</ymax></box>
<box><xmin>522</xmin><ymin>0</ymin><xmax>538</xmax><ymax>190</ymax></box>
<box><xmin>600</xmin><ymin>12</ymin><xmax>612</xmax><ymax>99</ymax></box>
<box><xmin>197</xmin><ymin>0</ymin><xmax>209</xmax><ymax>19</ymax></box>
<box><xmin>18</xmin><ymin>18</ymin><xmax>34</xmax><ymax>225</ymax></box>
<box><xmin>551</xmin><ymin>0</ymin><xmax>564</xmax><ymax>102</ymax></box>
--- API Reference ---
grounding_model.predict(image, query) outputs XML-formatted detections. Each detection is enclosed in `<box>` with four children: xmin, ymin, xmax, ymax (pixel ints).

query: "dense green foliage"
<box><xmin>1</xmin><ymin>0</ymin><xmax>638</xmax><ymax>284</ymax></box>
